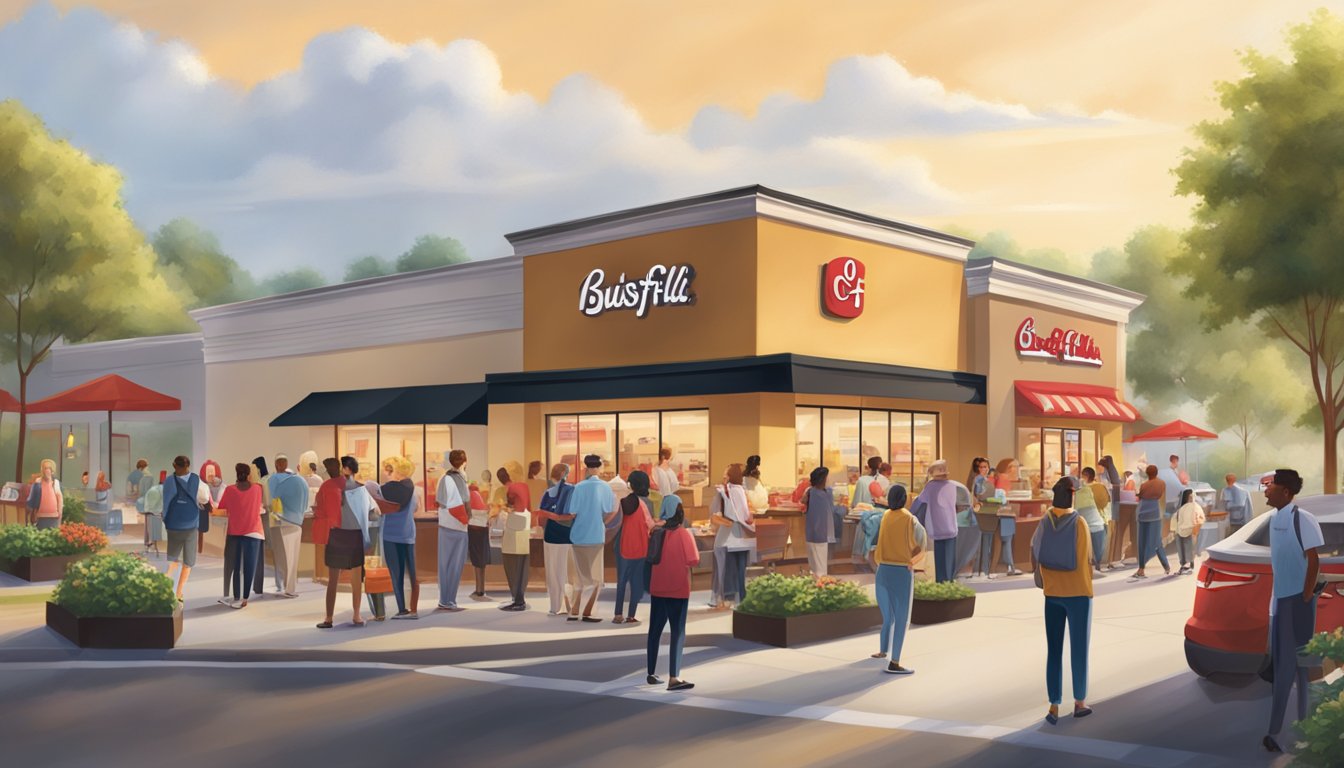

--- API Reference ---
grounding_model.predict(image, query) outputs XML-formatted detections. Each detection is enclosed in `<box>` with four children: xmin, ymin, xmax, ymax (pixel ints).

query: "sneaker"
<box><xmin>217</xmin><ymin>598</ymin><xmax>235</xmax><ymax>607</ymax></box>
<box><xmin>884</xmin><ymin>662</ymin><xmax>914</xmax><ymax>675</ymax></box>
<box><xmin>436</xmin><ymin>604</ymin><xmax>465</xmax><ymax>613</ymax></box>
<box><xmin>390</xmin><ymin>611</ymin><xmax>419</xmax><ymax>620</ymax></box>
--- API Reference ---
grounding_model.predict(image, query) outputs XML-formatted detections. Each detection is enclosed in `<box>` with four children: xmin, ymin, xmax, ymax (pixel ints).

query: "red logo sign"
<box><xmin>823</xmin><ymin>257</ymin><xmax>865</xmax><ymax>318</ymax></box>
<box><xmin>1015</xmin><ymin>317</ymin><xmax>1103</xmax><ymax>367</ymax></box>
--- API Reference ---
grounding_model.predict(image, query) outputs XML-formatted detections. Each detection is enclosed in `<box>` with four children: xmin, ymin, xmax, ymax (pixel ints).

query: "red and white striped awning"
<box><xmin>1014</xmin><ymin>380</ymin><xmax>1140</xmax><ymax>423</ymax></box>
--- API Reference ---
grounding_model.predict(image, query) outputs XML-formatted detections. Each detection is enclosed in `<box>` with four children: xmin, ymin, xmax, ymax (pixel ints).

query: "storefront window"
<box><xmin>890</xmin><ymin>412</ymin><xmax>913</xmax><ymax>489</ymax></box>
<box><xmin>1080</xmin><ymin>429</ymin><xmax>1097</xmax><ymax>479</ymax></box>
<box><xmin>795</xmin><ymin>407</ymin><xmax>821</xmax><ymax>482</ymax></box>
<box><xmin>662</xmin><ymin>410</ymin><xmax>709</xmax><ymax>487</ymax></box>
<box><xmin>338</xmin><ymin>426</ymin><xmax>378</xmax><ymax>483</ymax></box>
<box><xmin>548</xmin><ymin>410</ymin><xmax>708</xmax><ymax>486</ymax></box>
<box><xmin>1016</xmin><ymin>427</ymin><xmax>1042</xmax><ymax>495</ymax></box>
<box><xmin>821</xmin><ymin>409</ymin><xmax>860</xmax><ymax>491</ymax></box>
<box><xmin>861</xmin><ymin>411</ymin><xmax>889</xmax><ymax>477</ymax></box>
<box><xmin>380</xmin><ymin>425</ymin><xmax>425</xmax><ymax>501</ymax></box>
<box><xmin>548</xmin><ymin>415</ymin><xmax>579</xmax><ymax>481</ymax></box>
<box><xmin>425</xmin><ymin>425</ymin><xmax>452</xmax><ymax>509</ymax></box>
<box><xmin>579</xmin><ymin>414</ymin><xmax>616</xmax><ymax>479</ymax></box>
<box><xmin>1017</xmin><ymin>427</ymin><xmax>1100</xmax><ymax>497</ymax></box>
<box><xmin>912</xmin><ymin>415</ymin><xmax>938</xmax><ymax>493</ymax></box>
<box><xmin>617</xmin><ymin>412</ymin><xmax>659</xmax><ymax>478</ymax></box>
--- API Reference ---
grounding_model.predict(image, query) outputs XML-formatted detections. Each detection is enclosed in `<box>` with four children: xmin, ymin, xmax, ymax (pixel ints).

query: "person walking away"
<box><xmin>614</xmin><ymin>470</ymin><xmax>657</xmax><ymax>624</ymax></box>
<box><xmin>1074</xmin><ymin>469</ymin><xmax>1105</xmax><ymax>574</ymax></box>
<box><xmin>498</xmin><ymin>467</ymin><xmax>534</xmax><ymax>612</ymax></box>
<box><xmin>537</xmin><ymin>463</ymin><xmax>578</xmax><ymax>615</ymax></box>
<box><xmin>1130</xmin><ymin>464</ymin><xmax>1171</xmax><ymax>580</ymax></box>
<box><xmin>1032</xmin><ymin>478</ymin><xmax>1094</xmax><ymax>725</ymax></box>
<box><xmin>162</xmin><ymin>455</ymin><xmax>210</xmax><ymax>602</ymax></box>
<box><xmin>380</xmin><ymin>456</ymin><xmax>420</xmax><ymax>619</ymax></box>
<box><xmin>317</xmin><ymin>457</ymin><xmax>376</xmax><ymax>629</ymax></box>
<box><xmin>803</xmin><ymin>467</ymin><xmax>834</xmax><ymax>576</ymax></box>
<box><xmin>913</xmin><ymin>460</ymin><xmax>958</xmax><ymax>583</ymax></box>
<box><xmin>647</xmin><ymin>500</ymin><xmax>700</xmax><ymax>691</ymax></box>
<box><xmin>1260</xmin><ymin>469</ymin><xmax>1325</xmax><ymax>753</ymax></box>
<box><xmin>268</xmin><ymin>454</ymin><xmax>308</xmax><ymax>598</ymax></box>
<box><xmin>721</xmin><ymin>463</ymin><xmax>756</xmax><ymax>609</ymax></box>
<box><xmin>27</xmin><ymin>459</ymin><xmax>63</xmax><ymax>530</ymax></box>
<box><xmin>1174</xmin><ymin>489</ymin><xmax>1205</xmax><ymax>575</ymax></box>
<box><xmin>1221</xmin><ymin>474</ymin><xmax>1253</xmax><ymax>535</ymax></box>
<box><xmin>565</xmin><ymin>455</ymin><xmax>617</xmax><ymax>622</ymax></box>
<box><xmin>218</xmin><ymin>463</ymin><xmax>264</xmax><ymax>608</ymax></box>
<box><xmin>434</xmin><ymin>455</ymin><xmax>471</xmax><ymax>613</ymax></box>
<box><xmin>867</xmin><ymin>485</ymin><xmax>927</xmax><ymax>674</ymax></box>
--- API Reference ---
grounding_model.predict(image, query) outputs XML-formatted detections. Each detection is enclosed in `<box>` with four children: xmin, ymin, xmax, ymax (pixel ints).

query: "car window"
<box><xmin>1246</xmin><ymin>520</ymin><xmax>1344</xmax><ymax>557</ymax></box>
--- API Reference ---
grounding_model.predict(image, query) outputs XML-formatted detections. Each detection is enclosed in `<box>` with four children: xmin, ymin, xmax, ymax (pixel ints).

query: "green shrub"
<box><xmin>61</xmin><ymin>495</ymin><xmax>85</xmax><ymax>524</ymax></box>
<box><xmin>1297</xmin><ymin>628</ymin><xmax>1344</xmax><ymax>767</ymax></box>
<box><xmin>51</xmin><ymin>552</ymin><xmax>176</xmax><ymax>617</ymax></box>
<box><xmin>0</xmin><ymin>523</ymin><xmax>107</xmax><ymax>561</ymax></box>
<box><xmin>737</xmin><ymin>573</ymin><xmax>871</xmax><ymax>618</ymax></box>
<box><xmin>912</xmin><ymin>579</ymin><xmax>975</xmax><ymax>601</ymax></box>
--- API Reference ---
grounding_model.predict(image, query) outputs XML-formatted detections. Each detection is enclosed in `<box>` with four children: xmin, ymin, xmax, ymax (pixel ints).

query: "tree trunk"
<box><xmin>13</xmin><ymin>369</ymin><xmax>27</xmax><ymax>484</ymax></box>
<box><xmin>1327</xmin><ymin>424</ymin><xmax>1340</xmax><ymax>495</ymax></box>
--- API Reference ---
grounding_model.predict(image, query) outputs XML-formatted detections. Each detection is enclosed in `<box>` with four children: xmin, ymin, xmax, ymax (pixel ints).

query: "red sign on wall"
<box><xmin>823</xmin><ymin>257</ymin><xmax>866</xmax><ymax>318</ymax></box>
<box><xmin>1015</xmin><ymin>317</ymin><xmax>1104</xmax><ymax>367</ymax></box>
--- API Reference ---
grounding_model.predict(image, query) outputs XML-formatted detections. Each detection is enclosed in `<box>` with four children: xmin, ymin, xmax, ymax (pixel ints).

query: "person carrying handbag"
<box><xmin>645</xmin><ymin>500</ymin><xmax>699</xmax><ymax>691</ymax></box>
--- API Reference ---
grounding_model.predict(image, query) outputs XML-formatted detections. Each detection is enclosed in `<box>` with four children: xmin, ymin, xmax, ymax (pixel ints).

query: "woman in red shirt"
<box><xmin>218</xmin><ymin>463</ymin><xmax>264</xmax><ymax>608</ymax></box>
<box><xmin>647</xmin><ymin>500</ymin><xmax>700</xmax><ymax>692</ymax></box>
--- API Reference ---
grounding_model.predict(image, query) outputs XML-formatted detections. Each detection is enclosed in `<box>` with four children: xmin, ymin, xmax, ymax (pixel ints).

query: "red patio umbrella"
<box><xmin>1126</xmin><ymin>419</ymin><xmax>1219</xmax><ymax>482</ymax></box>
<box><xmin>0</xmin><ymin>389</ymin><xmax>20</xmax><ymax>413</ymax></box>
<box><xmin>25</xmin><ymin>375</ymin><xmax>182</xmax><ymax>485</ymax></box>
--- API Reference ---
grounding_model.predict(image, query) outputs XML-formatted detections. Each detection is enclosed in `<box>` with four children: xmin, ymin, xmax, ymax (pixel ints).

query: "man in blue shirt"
<box><xmin>1261</xmin><ymin>469</ymin><xmax>1325</xmax><ymax>754</ymax></box>
<box><xmin>1220</xmin><ymin>474</ymin><xmax>1253</xmax><ymax>534</ymax></box>
<box><xmin>268</xmin><ymin>454</ymin><xmax>310</xmax><ymax>598</ymax></box>
<box><xmin>566</xmin><ymin>454</ymin><xmax>617</xmax><ymax>622</ymax></box>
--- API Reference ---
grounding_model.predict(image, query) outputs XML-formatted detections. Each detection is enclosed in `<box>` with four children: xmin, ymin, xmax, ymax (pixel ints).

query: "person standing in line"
<box><xmin>721</xmin><ymin>463</ymin><xmax>755</xmax><ymax>609</ymax></box>
<box><xmin>646</xmin><ymin>500</ymin><xmax>700</xmax><ymax>691</ymax></box>
<box><xmin>744</xmin><ymin>456</ymin><xmax>769</xmax><ymax>519</ymax></box>
<box><xmin>803</xmin><ymin>467</ymin><xmax>834</xmax><ymax>576</ymax></box>
<box><xmin>566</xmin><ymin>454</ymin><xmax>618</xmax><ymax>622</ymax></box>
<box><xmin>298</xmin><ymin>450</ymin><xmax>327</xmax><ymax>584</ymax></box>
<box><xmin>1260</xmin><ymin>469</ymin><xmax>1325</xmax><ymax>753</ymax></box>
<box><xmin>218</xmin><ymin>463</ymin><xmax>264</xmax><ymax>609</ymax></box>
<box><xmin>652</xmin><ymin>447</ymin><xmax>679</xmax><ymax>502</ymax></box>
<box><xmin>433</xmin><ymin>454</ymin><xmax>471</xmax><ymax>613</ymax></box>
<box><xmin>268</xmin><ymin>454</ymin><xmax>308</xmax><ymax>598</ymax></box>
<box><xmin>1032</xmin><ymin>478</ymin><xmax>1094</xmax><ymax>725</ymax></box>
<box><xmin>1174</xmin><ymin>489</ymin><xmax>1206</xmax><ymax>575</ymax></box>
<box><xmin>1073</xmin><ymin>469</ymin><xmax>1106</xmax><ymax>575</ymax></box>
<box><xmin>1130</xmin><ymin>464</ymin><xmax>1171</xmax><ymax>580</ymax></box>
<box><xmin>1221</xmin><ymin>474</ymin><xmax>1253</xmax><ymax>535</ymax></box>
<box><xmin>162</xmin><ymin>455</ymin><xmax>211</xmax><ymax>602</ymax></box>
<box><xmin>380</xmin><ymin>456</ymin><xmax>420</xmax><ymax>619</ymax></box>
<box><xmin>867</xmin><ymin>484</ymin><xmax>926</xmax><ymax>674</ymax></box>
<box><xmin>28</xmin><ymin>459</ymin><xmax>63</xmax><ymax>530</ymax></box>
<box><xmin>913</xmin><ymin>460</ymin><xmax>958</xmax><ymax>583</ymax></box>
<box><xmin>992</xmin><ymin>458</ymin><xmax>1024</xmax><ymax>577</ymax></box>
<box><xmin>1082</xmin><ymin>467</ymin><xmax>1112</xmax><ymax>572</ymax></box>
<box><xmin>525</xmin><ymin>460</ymin><xmax>548</xmax><ymax>515</ymax></box>
<box><xmin>1157</xmin><ymin>454</ymin><xmax>1186</xmax><ymax>520</ymax></box>
<box><xmin>851</xmin><ymin>456</ymin><xmax>882</xmax><ymax>510</ymax></box>
<box><xmin>317</xmin><ymin>457</ymin><xmax>376</xmax><ymax>629</ymax></box>
<box><xmin>537</xmin><ymin>463</ymin><xmax>578</xmax><ymax>616</ymax></box>
<box><xmin>1097</xmin><ymin>456</ymin><xmax>1123</xmax><ymax>568</ymax></box>
<box><xmin>614</xmin><ymin>470</ymin><xmax>657</xmax><ymax>625</ymax></box>
<box><xmin>442</xmin><ymin>451</ymin><xmax>489</xmax><ymax>601</ymax></box>
<box><xmin>706</xmin><ymin>469</ymin><xmax>731</xmax><ymax>610</ymax></box>
<box><xmin>498</xmin><ymin>465</ymin><xmax>533</xmax><ymax>612</ymax></box>
<box><xmin>252</xmin><ymin>456</ymin><xmax>279</xmax><ymax>595</ymax></box>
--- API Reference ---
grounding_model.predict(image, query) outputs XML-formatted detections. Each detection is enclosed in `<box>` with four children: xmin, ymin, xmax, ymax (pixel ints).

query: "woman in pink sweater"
<box><xmin>646</xmin><ymin>501</ymin><xmax>701</xmax><ymax>691</ymax></box>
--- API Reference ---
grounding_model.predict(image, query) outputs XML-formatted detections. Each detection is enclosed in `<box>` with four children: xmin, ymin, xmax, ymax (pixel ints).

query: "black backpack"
<box><xmin>646</xmin><ymin>527</ymin><xmax>668</xmax><ymax>565</ymax></box>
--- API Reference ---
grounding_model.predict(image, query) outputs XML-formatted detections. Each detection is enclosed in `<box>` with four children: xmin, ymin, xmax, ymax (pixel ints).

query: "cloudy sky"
<box><xmin>0</xmin><ymin>0</ymin><xmax>1338</xmax><ymax>278</ymax></box>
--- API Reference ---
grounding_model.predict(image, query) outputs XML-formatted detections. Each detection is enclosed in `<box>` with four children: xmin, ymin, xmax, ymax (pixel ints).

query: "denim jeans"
<box><xmin>384</xmin><ymin>541</ymin><xmax>417</xmax><ymax>613</ymax></box>
<box><xmin>615</xmin><ymin>554</ymin><xmax>646</xmax><ymax>618</ymax></box>
<box><xmin>723</xmin><ymin>549</ymin><xmax>750</xmax><ymax>602</ymax></box>
<box><xmin>875</xmin><ymin>564</ymin><xmax>913</xmax><ymax>658</ymax></box>
<box><xmin>228</xmin><ymin>535</ymin><xmax>262</xmax><ymax>601</ymax></box>
<box><xmin>1137</xmin><ymin>520</ymin><xmax>1170</xmax><ymax>572</ymax></box>
<box><xmin>647</xmin><ymin>596</ymin><xmax>689</xmax><ymax>677</ymax></box>
<box><xmin>934</xmin><ymin>538</ymin><xmax>957</xmax><ymax>582</ymax></box>
<box><xmin>1089</xmin><ymin>528</ymin><xmax>1107</xmax><ymax>568</ymax></box>
<box><xmin>1045</xmin><ymin>595</ymin><xmax>1091</xmax><ymax>705</ymax></box>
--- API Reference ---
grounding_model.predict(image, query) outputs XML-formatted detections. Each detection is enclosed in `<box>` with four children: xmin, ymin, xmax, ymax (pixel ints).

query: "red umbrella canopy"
<box><xmin>0</xmin><ymin>389</ymin><xmax>20</xmax><ymax>412</ymax></box>
<box><xmin>1128</xmin><ymin>419</ymin><xmax>1218</xmax><ymax>442</ymax></box>
<box><xmin>25</xmin><ymin>374</ymin><xmax>181</xmax><ymax>414</ymax></box>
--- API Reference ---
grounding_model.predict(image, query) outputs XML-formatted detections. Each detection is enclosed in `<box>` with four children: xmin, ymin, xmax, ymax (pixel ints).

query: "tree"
<box><xmin>395</xmin><ymin>235</ymin><xmax>468</xmax><ymax>273</ymax></box>
<box><xmin>0</xmin><ymin>100</ymin><xmax>193</xmax><ymax>481</ymax></box>
<box><xmin>259</xmin><ymin>268</ymin><xmax>327</xmax><ymax>296</ymax></box>
<box><xmin>968</xmin><ymin>230</ymin><xmax>1083</xmax><ymax>275</ymax></box>
<box><xmin>152</xmin><ymin>218</ymin><xmax>257</xmax><ymax>307</ymax></box>
<box><xmin>1205</xmin><ymin>346</ymin><xmax>1310</xmax><ymax>475</ymax></box>
<box><xmin>1173</xmin><ymin>10</ymin><xmax>1344</xmax><ymax>492</ymax></box>
<box><xmin>344</xmin><ymin>255</ymin><xmax>393</xmax><ymax>282</ymax></box>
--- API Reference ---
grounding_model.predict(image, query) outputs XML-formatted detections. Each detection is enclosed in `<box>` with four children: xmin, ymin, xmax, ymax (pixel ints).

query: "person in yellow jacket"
<box><xmin>1032</xmin><ymin>478</ymin><xmax>1094</xmax><ymax>725</ymax></box>
<box><xmin>867</xmin><ymin>484</ymin><xmax>927</xmax><ymax>675</ymax></box>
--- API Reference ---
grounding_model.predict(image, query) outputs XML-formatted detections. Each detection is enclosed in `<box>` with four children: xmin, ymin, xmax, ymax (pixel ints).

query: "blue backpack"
<box><xmin>1033</xmin><ymin>511</ymin><xmax>1079</xmax><ymax>573</ymax></box>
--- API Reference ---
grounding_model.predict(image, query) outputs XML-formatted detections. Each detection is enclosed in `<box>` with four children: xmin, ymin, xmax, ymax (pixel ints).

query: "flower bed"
<box><xmin>0</xmin><ymin>523</ymin><xmax>108</xmax><ymax>581</ymax></box>
<box><xmin>1297</xmin><ymin>629</ymin><xmax>1344</xmax><ymax>767</ymax></box>
<box><xmin>910</xmin><ymin>580</ymin><xmax>976</xmax><ymax>625</ymax></box>
<box><xmin>733</xmin><ymin>574</ymin><xmax>880</xmax><ymax>647</ymax></box>
<box><xmin>47</xmin><ymin>552</ymin><xmax>181</xmax><ymax>648</ymax></box>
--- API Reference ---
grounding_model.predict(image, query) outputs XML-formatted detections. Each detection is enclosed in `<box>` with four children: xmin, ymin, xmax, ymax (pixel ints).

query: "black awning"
<box><xmin>485</xmin><ymin>354</ymin><xmax>985</xmax><ymax>405</ymax></box>
<box><xmin>269</xmin><ymin>383</ymin><xmax>488</xmax><ymax>427</ymax></box>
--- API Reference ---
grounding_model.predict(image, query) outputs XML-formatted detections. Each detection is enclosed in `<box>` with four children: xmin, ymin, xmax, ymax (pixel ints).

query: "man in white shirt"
<box><xmin>1157</xmin><ymin>454</ymin><xmax>1185</xmax><ymax>518</ymax></box>
<box><xmin>1260</xmin><ymin>469</ymin><xmax>1325</xmax><ymax>754</ymax></box>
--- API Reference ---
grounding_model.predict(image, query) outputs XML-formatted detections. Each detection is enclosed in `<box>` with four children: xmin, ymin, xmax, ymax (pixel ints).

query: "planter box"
<box><xmin>733</xmin><ymin>604</ymin><xmax>882</xmax><ymax>648</ymax></box>
<box><xmin>46</xmin><ymin>601</ymin><xmax>182</xmax><ymax>649</ymax></box>
<box><xmin>910</xmin><ymin>595</ymin><xmax>975</xmax><ymax>625</ymax></box>
<box><xmin>0</xmin><ymin>554</ymin><xmax>87</xmax><ymax>582</ymax></box>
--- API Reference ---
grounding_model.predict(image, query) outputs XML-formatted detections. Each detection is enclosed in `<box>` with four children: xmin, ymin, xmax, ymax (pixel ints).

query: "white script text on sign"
<box><xmin>579</xmin><ymin>265</ymin><xmax>696</xmax><ymax>318</ymax></box>
<box><xmin>1015</xmin><ymin>317</ymin><xmax>1103</xmax><ymax>367</ymax></box>
<box><xmin>822</xmin><ymin>257</ymin><xmax>865</xmax><ymax>319</ymax></box>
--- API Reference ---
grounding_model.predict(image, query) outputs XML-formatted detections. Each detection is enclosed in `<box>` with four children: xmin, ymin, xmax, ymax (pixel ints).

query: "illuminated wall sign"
<box><xmin>579</xmin><ymin>264</ymin><xmax>696</xmax><ymax>318</ymax></box>
<box><xmin>822</xmin><ymin>257</ymin><xmax>865</xmax><ymax>319</ymax></box>
<box><xmin>1015</xmin><ymin>317</ymin><xmax>1104</xmax><ymax>367</ymax></box>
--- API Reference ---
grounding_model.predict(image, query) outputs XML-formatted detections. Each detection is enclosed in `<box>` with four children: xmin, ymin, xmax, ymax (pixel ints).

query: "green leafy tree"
<box><xmin>0</xmin><ymin>100</ymin><xmax>193</xmax><ymax>481</ymax></box>
<box><xmin>259</xmin><ymin>268</ymin><xmax>327</xmax><ymax>296</ymax></box>
<box><xmin>967</xmin><ymin>230</ymin><xmax>1082</xmax><ymax>275</ymax></box>
<box><xmin>151</xmin><ymin>218</ymin><xmax>257</xmax><ymax>307</ymax></box>
<box><xmin>395</xmin><ymin>234</ymin><xmax>468</xmax><ymax>273</ymax></box>
<box><xmin>1173</xmin><ymin>10</ymin><xmax>1344</xmax><ymax>492</ymax></box>
<box><xmin>1204</xmin><ymin>346</ymin><xmax>1310</xmax><ymax>475</ymax></box>
<box><xmin>344</xmin><ymin>255</ymin><xmax>393</xmax><ymax>282</ymax></box>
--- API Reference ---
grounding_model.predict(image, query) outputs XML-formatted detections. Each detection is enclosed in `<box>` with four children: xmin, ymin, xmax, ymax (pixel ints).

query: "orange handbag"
<box><xmin>363</xmin><ymin>555</ymin><xmax>393</xmax><ymax>594</ymax></box>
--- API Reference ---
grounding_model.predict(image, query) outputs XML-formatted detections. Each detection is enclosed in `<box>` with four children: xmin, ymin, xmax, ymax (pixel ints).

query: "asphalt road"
<box><xmin>0</xmin><ymin>665</ymin><xmax>1289</xmax><ymax>768</ymax></box>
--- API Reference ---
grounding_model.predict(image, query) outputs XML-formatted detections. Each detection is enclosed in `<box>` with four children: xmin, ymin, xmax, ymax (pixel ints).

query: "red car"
<box><xmin>1184</xmin><ymin>494</ymin><xmax>1344</xmax><ymax>679</ymax></box>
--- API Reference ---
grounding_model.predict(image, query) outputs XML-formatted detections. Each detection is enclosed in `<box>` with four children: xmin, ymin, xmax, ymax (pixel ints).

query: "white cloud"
<box><xmin>0</xmin><ymin>2</ymin><xmax>1129</xmax><ymax>277</ymax></box>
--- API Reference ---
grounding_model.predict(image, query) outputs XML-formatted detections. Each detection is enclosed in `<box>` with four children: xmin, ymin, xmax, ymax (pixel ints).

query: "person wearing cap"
<box><xmin>566</xmin><ymin>454</ymin><xmax>618</xmax><ymax>621</ymax></box>
<box><xmin>1032</xmin><ymin>477</ymin><xmax>1094</xmax><ymax>726</ymax></box>
<box><xmin>268</xmin><ymin>453</ymin><xmax>309</xmax><ymax>598</ymax></box>
<box><xmin>1260</xmin><ymin>469</ymin><xmax>1325</xmax><ymax>753</ymax></box>
<box><xmin>913</xmin><ymin>460</ymin><xmax>959</xmax><ymax>582</ymax></box>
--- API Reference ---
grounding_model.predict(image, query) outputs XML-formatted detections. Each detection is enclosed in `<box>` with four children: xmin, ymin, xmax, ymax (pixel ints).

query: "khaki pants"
<box><xmin>570</xmin><ymin>544</ymin><xmax>604</xmax><ymax>617</ymax></box>
<box><xmin>265</xmin><ymin>519</ymin><xmax>287</xmax><ymax>592</ymax></box>
<box><xmin>544</xmin><ymin>542</ymin><xmax>581</xmax><ymax>614</ymax></box>
<box><xmin>807</xmin><ymin>542</ymin><xmax>829</xmax><ymax>577</ymax></box>
<box><xmin>279</xmin><ymin>520</ymin><xmax>302</xmax><ymax>594</ymax></box>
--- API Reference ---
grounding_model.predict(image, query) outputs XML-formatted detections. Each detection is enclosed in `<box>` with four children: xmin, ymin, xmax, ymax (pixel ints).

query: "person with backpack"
<box><xmin>1174</xmin><ymin>488</ymin><xmax>1206</xmax><ymax>575</ymax></box>
<box><xmin>646</xmin><ymin>499</ymin><xmax>699</xmax><ymax>691</ymax></box>
<box><xmin>614</xmin><ymin>470</ymin><xmax>657</xmax><ymax>624</ymax></box>
<box><xmin>1031</xmin><ymin>477</ymin><xmax>1094</xmax><ymax>725</ymax></box>
<box><xmin>536</xmin><ymin>463</ymin><xmax>578</xmax><ymax>616</ymax></box>
<box><xmin>162</xmin><ymin>455</ymin><xmax>212</xmax><ymax>603</ymax></box>
<box><xmin>866</xmin><ymin>484</ymin><xmax>926</xmax><ymax>674</ymax></box>
<box><xmin>1260</xmin><ymin>469</ymin><xmax>1326</xmax><ymax>754</ymax></box>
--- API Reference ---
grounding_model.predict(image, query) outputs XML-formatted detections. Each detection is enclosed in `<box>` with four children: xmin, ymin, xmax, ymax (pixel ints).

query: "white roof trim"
<box><xmin>965</xmin><ymin>258</ymin><xmax>1144</xmax><ymax>324</ymax></box>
